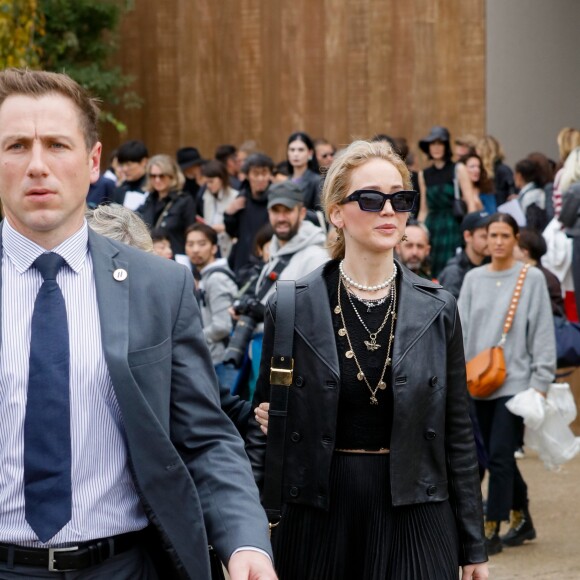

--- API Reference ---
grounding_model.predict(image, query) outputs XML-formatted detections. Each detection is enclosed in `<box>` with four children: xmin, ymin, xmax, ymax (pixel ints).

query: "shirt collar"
<box><xmin>2</xmin><ymin>218</ymin><xmax>89</xmax><ymax>274</ymax></box>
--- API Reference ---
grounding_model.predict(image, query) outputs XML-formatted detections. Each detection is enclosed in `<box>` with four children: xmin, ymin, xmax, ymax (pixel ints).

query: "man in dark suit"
<box><xmin>0</xmin><ymin>68</ymin><xmax>275</xmax><ymax>579</ymax></box>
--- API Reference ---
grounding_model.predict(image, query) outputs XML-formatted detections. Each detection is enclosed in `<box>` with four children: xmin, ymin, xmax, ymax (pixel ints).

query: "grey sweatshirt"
<box><xmin>458</xmin><ymin>262</ymin><xmax>556</xmax><ymax>399</ymax></box>
<box><xmin>200</xmin><ymin>258</ymin><xmax>238</xmax><ymax>365</ymax></box>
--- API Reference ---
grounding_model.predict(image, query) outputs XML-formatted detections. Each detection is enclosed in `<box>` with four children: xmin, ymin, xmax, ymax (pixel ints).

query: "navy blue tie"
<box><xmin>24</xmin><ymin>253</ymin><xmax>71</xmax><ymax>542</ymax></box>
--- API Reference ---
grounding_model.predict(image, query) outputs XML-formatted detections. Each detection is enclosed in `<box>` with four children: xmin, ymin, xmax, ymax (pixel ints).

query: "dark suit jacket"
<box><xmin>0</xmin><ymin>224</ymin><xmax>271</xmax><ymax>578</ymax></box>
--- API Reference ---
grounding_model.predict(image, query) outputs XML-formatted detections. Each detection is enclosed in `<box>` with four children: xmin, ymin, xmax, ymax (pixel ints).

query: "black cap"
<box><xmin>419</xmin><ymin>126</ymin><xmax>451</xmax><ymax>154</ymax></box>
<box><xmin>176</xmin><ymin>147</ymin><xmax>206</xmax><ymax>170</ymax></box>
<box><xmin>461</xmin><ymin>211</ymin><xmax>490</xmax><ymax>233</ymax></box>
<box><xmin>267</xmin><ymin>181</ymin><xmax>304</xmax><ymax>209</ymax></box>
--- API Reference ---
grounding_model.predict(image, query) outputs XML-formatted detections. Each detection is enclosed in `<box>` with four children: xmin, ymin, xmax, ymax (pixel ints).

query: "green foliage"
<box><xmin>0</xmin><ymin>0</ymin><xmax>139</xmax><ymax>132</ymax></box>
<box><xmin>37</xmin><ymin>0</ymin><xmax>141</xmax><ymax>131</ymax></box>
<box><xmin>0</xmin><ymin>0</ymin><xmax>43</xmax><ymax>68</ymax></box>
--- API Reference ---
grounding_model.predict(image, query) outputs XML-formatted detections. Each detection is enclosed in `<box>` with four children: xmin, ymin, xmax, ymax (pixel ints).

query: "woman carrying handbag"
<box><xmin>458</xmin><ymin>213</ymin><xmax>556</xmax><ymax>555</ymax></box>
<box><xmin>247</xmin><ymin>140</ymin><xmax>488</xmax><ymax>580</ymax></box>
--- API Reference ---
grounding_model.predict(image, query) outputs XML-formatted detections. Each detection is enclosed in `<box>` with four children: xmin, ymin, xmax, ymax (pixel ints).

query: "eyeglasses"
<box><xmin>149</xmin><ymin>173</ymin><xmax>169</xmax><ymax>179</ymax></box>
<box><xmin>340</xmin><ymin>190</ymin><xmax>418</xmax><ymax>212</ymax></box>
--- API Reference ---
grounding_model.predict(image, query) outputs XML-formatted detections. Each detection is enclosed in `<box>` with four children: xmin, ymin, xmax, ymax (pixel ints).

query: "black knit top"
<box><xmin>325</xmin><ymin>266</ymin><xmax>395</xmax><ymax>450</ymax></box>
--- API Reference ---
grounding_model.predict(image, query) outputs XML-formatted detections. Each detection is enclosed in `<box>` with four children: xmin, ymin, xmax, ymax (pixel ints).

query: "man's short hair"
<box><xmin>0</xmin><ymin>68</ymin><xmax>100</xmax><ymax>150</ymax></box>
<box><xmin>405</xmin><ymin>219</ymin><xmax>431</xmax><ymax>242</ymax></box>
<box><xmin>241</xmin><ymin>153</ymin><xmax>275</xmax><ymax>175</ymax></box>
<box><xmin>150</xmin><ymin>228</ymin><xmax>170</xmax><ymax>244</ymax></box>
<box><xmin>117</xmin><ymin>140</ymin><xmax>149</xmax><ymax>164</ymax></box>
<box><xmin>185</xmin><ymin>223</ymin><xmax>218</xmax><ymax>246</ymax></box>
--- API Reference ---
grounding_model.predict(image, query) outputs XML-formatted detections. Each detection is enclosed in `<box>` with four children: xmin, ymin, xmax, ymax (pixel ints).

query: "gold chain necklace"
<box><xmin>335</xmin><ymin>276</ymin><xmax>397</xmax><ymax>405</ymax></box>
<box><xmin>345</xmin><ymin>282</ymin><xmax>394</xmax><ymax>350</ymax></box>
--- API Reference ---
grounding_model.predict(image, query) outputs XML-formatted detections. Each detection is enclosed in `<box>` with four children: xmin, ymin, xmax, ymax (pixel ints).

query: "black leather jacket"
<box><xmin>246</xmin><ymin>260</ymin><xmax>486</xmax><ymax>565</ymax></box>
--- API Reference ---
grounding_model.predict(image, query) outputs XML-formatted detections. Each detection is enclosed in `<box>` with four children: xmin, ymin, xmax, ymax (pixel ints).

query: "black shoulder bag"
<box><xmin>262</xmin><ymin>280</ymin><xmax>296</xmax><ymax>534</ymax></box>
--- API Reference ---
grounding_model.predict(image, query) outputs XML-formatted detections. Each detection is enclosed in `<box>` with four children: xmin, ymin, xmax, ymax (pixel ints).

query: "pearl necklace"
<box><xmin>339</xmin><ymin>261</ymin><xmax>397</xmax><ymax>292</ymax></box>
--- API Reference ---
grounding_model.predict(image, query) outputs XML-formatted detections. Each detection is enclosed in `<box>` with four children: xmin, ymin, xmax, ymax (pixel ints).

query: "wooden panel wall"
<box><xmin>101</xmin><ymin>0</ymin><xmax>485</xmax><ymax>166</ymax></box>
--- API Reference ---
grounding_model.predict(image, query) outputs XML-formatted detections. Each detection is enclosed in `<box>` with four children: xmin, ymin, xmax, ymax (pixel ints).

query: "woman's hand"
<box><xmin>461</xmin><ymin>562</ymin><xmax>489</xmax><ymax>579</ymax></box>
<box><xmin>456</xmin><ymin>163</ymin><xmax>483</xmax><ymax>212</ymax></box>
<box><xmin>254</xmin><ymin>402</ymin><xmax>270</xmax><ymax>435</ymax></box>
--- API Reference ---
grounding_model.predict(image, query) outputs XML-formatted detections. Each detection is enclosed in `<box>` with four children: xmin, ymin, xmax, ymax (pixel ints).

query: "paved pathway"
<box><xmin>485</xmin><ymin>451</ymin><xmax>580</xmax><ymax>579</ymax></box>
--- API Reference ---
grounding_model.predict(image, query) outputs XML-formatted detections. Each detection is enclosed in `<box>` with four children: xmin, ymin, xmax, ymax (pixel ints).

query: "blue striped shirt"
<box><xmin>0</xmin><ymin>219</ymin><xmax>148</xmax><ymax>547</ymax></box>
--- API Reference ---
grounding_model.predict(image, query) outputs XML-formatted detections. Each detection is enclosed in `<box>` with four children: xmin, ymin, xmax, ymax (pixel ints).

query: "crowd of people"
<box><xmin>85</xmin><ymin>122</ymin><xmax>580</xmax><ymax>569</ymax></box>
<box><xmin>2</xmin><ymin>65</ymin><xmax>580</xmax><ymax>580</ymax></box>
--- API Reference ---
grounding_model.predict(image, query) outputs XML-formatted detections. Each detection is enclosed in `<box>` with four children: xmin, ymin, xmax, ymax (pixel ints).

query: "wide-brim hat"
<box><xmin>176</xmin><ymin>147</ymin><xmax>206</xmax><ymax>170</ymax></box>
<box><xmin>419</xmin><ymin>126</ymin><xmax>451</xmax><ymax>154</ymax></box>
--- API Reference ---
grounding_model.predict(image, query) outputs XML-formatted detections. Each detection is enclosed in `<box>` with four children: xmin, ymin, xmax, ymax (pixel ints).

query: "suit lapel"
<box><xmin>391</xmin><ymin>265</ymin><xmax>446</xmax><ymax>370</ymax></box>
<box><xmin>88</xmin><ymin>229</ymin><xmax>132</xmax><ymax>385</ymax></box>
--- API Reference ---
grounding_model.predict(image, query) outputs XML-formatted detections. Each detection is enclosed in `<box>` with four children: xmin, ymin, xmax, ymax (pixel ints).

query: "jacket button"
<box><xmin>425</xmin><ymin>430</ymin><xmax>436</xmax><ymax>440</ymax></box>
<box><xmin>429</xmin><ymin>376</ymin><xmax>438</xmax><ymax>387</ymax></box>
<box><xmin>289</xmin><ymin>486</ymin><xmax>300</xmax><ymax>498</ymax></box>
<box><xmin>290</xmin><ymin>431</ymin><xmax>301</xmax><ymax>443</ymax></box>
<box><xmin>295</xmin><ymin>376</ymin><xmax>304</xmax><ymax>387</ymax></box>
<box><xmin>427</xmin><ymin>485</ymin><xmax>437</xmax><ymax>496</ymax></box>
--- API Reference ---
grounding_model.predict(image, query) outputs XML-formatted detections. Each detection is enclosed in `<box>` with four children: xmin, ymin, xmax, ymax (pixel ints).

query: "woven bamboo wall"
<box><xmin>101</xmin><ymin>0</ymin><xmax>485</xmax><ymax>165</ymax></box>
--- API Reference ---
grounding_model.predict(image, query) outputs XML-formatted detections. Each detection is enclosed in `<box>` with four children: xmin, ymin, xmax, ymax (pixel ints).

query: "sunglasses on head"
<box><xmin>340</xmin><ymin>190</ymin><xmax>418</xmax><ymax>212</ymax></box>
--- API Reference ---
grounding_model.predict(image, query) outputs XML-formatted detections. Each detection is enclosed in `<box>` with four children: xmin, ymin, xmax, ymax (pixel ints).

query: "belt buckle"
<box><xmin>48</xmin><ymin>546</ymin><xmax>78</xmax><ymax>572</ymax></box>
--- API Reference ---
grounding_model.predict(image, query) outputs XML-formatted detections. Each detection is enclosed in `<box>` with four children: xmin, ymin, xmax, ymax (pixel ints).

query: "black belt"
<box><xmin>0</xmin><ymin>530</ymin><xmax>144</xmax><ymax>572</ymax></box>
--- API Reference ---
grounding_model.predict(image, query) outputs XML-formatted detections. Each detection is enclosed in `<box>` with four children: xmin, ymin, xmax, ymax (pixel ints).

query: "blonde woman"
<box><xmin>476</xmin><ymin>135</ymin><xmax>515</xmax><ymax>206</ymax></box>
<box><xmin>138</xmin><ymin>153</ymin><xmax>196</xmax><ymax>255</ymax></box>
<box><xmin>247</xmin><ymin>140</ymin><xmax>488</xmax><ymax>580</ymax></box>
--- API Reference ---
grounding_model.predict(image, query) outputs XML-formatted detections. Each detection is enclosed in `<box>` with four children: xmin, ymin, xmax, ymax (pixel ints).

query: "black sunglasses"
<box><xmin>340</xmin><ymin>189</ymin><xmax>418</xmax><ymax>212</ymax></box>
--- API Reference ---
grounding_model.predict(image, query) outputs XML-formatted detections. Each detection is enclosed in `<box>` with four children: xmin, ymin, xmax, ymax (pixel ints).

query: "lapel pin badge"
<box><xmin>113</xmin><ymin>268</ymin><xmax>128</xmax><ymax>281</ymax></box>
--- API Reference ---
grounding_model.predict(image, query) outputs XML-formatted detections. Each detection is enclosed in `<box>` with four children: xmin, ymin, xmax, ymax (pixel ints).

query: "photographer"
<box><xmin>225</xmin><ymin>181</ymin><xmax>329</xmax><ymax>397</ymax></box>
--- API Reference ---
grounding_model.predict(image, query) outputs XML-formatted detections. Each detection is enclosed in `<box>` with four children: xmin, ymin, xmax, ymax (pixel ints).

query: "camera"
<box><xmin>223</xmin><ymin>297</ymin><xmax>265</xmax><ymax>368</ymax></box>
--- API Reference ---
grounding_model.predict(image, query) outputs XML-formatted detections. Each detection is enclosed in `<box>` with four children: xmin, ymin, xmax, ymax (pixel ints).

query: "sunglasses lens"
<box><xmin>359</xmin><ymin>193</ymin><xmax>385</xmax><ymax>211</ymax></box>
<box><xmin>391</xmin><ymin>192</ymin><xmax>416</xmax><ymax>211</ymax></box>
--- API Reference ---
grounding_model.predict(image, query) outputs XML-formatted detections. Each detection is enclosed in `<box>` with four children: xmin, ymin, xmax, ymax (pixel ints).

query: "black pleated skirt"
<box><xmin>272</xmin><ymin>453</ymin><xmax>459</xmax><ymax>580</ymax></box>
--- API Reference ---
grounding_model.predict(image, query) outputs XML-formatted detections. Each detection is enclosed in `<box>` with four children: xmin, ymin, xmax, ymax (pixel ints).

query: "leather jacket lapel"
<box><xmin>294</xmin><ymin>271</ymin><xmax>340</xmax><ymax>378</ymax></box>
<box><xmin>392</xmin><ymin>263</ymin><xmax>446</xmax><ymax>370</ymax></box>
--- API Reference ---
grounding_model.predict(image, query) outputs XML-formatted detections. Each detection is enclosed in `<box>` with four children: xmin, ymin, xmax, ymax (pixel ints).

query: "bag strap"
<box><xmin>498</xmin><ymin>263</ymin><xmax>530</xmax><ymax>346</ymax></box>
<box><xmin>262</xmin><ymin>280</ymin><xmax>296</xmax><ymax>530</ymax></box>
<box><xmin>453</xmin><ymin>164</ymin><xmax>461</xmax><ymax>200</ymax></box>
<box><xmin>255</xmin><ymin>254</ymin><xmax>295</xmax><ymax>302</ymax></box>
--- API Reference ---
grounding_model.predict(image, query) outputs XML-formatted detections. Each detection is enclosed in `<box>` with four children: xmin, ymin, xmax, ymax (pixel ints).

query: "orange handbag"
<box><xmin>466</xmin><ymin>264</ymin><xmax>530</xmax><ymax>398</ymax></box>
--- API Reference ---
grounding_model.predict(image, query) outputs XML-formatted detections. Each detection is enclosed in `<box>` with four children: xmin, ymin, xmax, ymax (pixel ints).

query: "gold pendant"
<box><xmin>338</xmin><ymin>328</ymin><xmax>346</xmax><ymax>336</ymax></box>
<box><xmin>357</xmin><ymin>372</ymin><xmax>364</xmax><ymax>381</ymax></box>
<box><xmin>364</xmin><ymin>339</ymin><xmax>381</xmax><ymax>351</ymax></box>
<box><xmin>378</xmin><ymin>381</ymin><xmax>387</xmax><ymax>390</ymax></box>
<box><xmin>345</xmin><ymin>350</ymin><xmax>354</xmax><ymax>359</ymax></box>
<box><xmin>370</xmin><ymin>396</ymin><xmax>378</xmax><ymax>405</ymax></box>
<box><xmin>334</xmin><ymin>305</ymin><xmax>341</xmax><ymax>314</ymax></box>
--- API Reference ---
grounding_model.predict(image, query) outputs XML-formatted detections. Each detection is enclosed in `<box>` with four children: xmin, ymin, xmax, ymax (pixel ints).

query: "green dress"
<box><xmin>424</xmin><ymin>162</ymin><xmax>462</xmax><ymax>278</ymax></box>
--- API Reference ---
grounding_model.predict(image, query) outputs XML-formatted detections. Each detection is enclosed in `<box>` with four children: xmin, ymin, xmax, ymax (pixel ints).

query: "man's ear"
<box><xmin>299</xmin><ymin>205</ymin><xmax>307</xmax><ymax>221</ymax></box>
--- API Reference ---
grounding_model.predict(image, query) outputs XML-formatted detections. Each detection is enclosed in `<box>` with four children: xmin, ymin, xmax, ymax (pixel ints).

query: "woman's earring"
<box><xmin>400</xmin><ymin>234</ymin><xmax>408</xmax><ymax>242</ymax></box>
<box><xmin>335</xmin><ymin>229</ymin><xmax>342</xmax><ymax>242</ymax></box>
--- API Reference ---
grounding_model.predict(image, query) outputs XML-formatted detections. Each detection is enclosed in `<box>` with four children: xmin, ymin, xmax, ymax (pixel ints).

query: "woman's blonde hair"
<box><xmin>557</xmin><ymin>127</ymin><xmax>580</xmax><ymax>165</ymax></box>
<box><xmin>322</xmin><ymin>140</ymin><xmax>411</xmax><ymax>260</ymax></box>
<box><xmin>559</xmin><ymin>146</ymin><xmax>580</xmax><ymax>194</ymax></box>
<box><xmin>476</xmin><ymin>135</ymin><xmax>505</xmax><ymax>179</ymax></box>
<box><xmin>144</xmin><ymin>154</ymin><xmax>185</xmax><ymax>194</ymax></box>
